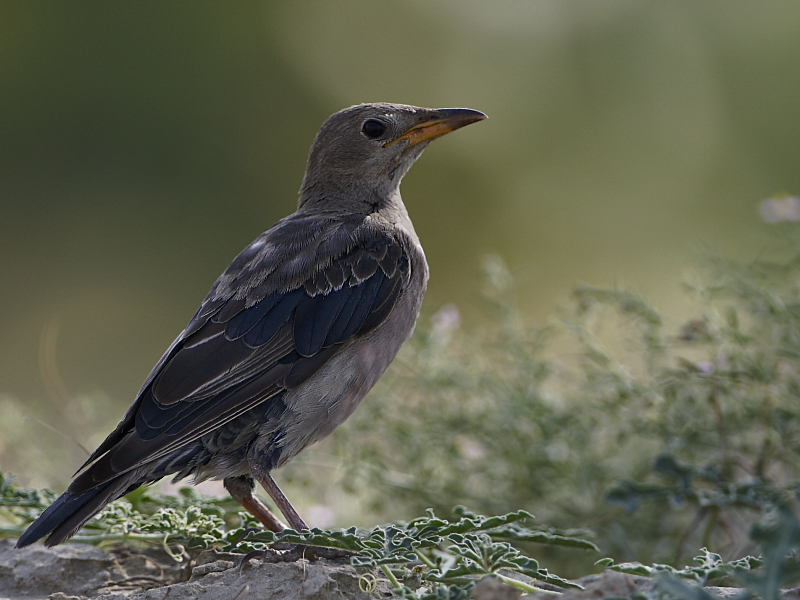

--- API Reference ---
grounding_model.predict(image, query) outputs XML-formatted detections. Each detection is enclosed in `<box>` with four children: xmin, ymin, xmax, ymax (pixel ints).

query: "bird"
<box><xmin>16</xmin><ymin>103</ymin><xmax>486</xmax><ymax>548</ymax></box>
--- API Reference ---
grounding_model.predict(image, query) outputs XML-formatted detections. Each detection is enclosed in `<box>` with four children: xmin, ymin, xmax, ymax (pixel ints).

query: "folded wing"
<box><xmin>70</xmin><ymin>218</ymin><xmax>409</xmax><ymax>494</ymax></box>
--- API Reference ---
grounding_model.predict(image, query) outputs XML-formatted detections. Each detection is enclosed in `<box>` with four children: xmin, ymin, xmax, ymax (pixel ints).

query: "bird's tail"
<box><xmin>16</xmin><ymin>474</ymin><xmax>138</xmax><ymax>548</ymax></box>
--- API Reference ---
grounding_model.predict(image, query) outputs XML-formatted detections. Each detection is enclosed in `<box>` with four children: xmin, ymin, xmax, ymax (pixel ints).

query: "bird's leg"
<box><xmin>249</xmin><ymin>465</ymin><xmax>309</xmax><ymax>531</ymax></box>
<box><xmin>236</xmin><ymin>466</ymin><xmax>354</xmax><ymax>567</ymax></box>
<box><xmin>234</xmin><ymin>467</ymin><xmax>352</xmax><ymax>567</ymax></box>
<box><xmin>223</xmin><ymin>475</ymin><xmax>287</xmax><ymax>533</ymax></box>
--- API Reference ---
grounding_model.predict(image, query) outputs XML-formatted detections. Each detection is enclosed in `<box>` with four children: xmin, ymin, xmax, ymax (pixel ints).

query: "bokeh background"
<box><xmin>2</xmin><ymin>1</ymin><xmax>800</xmax><ymax>504</ymax></box>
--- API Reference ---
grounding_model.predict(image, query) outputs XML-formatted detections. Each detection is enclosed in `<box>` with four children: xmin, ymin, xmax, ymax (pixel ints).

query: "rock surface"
<box><xmin>1</xmin><ymin>540</ymin><xmax>122</xmax><ymax>598</ymax></box>
<box><xmin>8</xmin><ymin>540</ymin><xmax>800</xmax><ymax>600</ymax></box>
<box><xmin>0</xmin><ymin>541</ymin><xmax>391</xmax><ymax>600</ymax></box>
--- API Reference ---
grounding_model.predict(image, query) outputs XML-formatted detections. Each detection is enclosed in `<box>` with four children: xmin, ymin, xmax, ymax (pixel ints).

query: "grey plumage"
<box><xmin>17</xmin><ymin>103</ymin><xmax>486</xmax><ymax>548</ymax></box>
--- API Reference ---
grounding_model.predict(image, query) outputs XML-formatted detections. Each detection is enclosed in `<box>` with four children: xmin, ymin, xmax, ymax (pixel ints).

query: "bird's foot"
<box><xmin>238</xmin><ymin>545</ymin><xmax>355</xmax><ymax>573</ymax></box>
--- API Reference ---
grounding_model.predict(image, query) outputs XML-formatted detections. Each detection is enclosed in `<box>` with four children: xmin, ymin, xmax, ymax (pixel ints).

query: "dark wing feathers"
<box><xmin>187</xmin><ymin>298</ymin><xmax>227</xmax><ymax>334</ymax></box>
<box><xmin>362</xmin><ymin>263</ymin><xmax>405</xmax><ymax>332</ymax></box>
<box><xmin>212</xmin><ymin>297</ymin><xmax>248</xmax><ymax>324</ymax></box>
<box><xmin>151</xmin><ymin>324</ymin><xmax>295</xmax><ymax>407</ymax></box>
<box><xmin>352</xmin><ymin>254</ymin><xmax>378</xmax><ymax>280</ymax></box>
<box><xmin>294</xmin><ymin>285</ymin><xmax>350</xmax><ymax>357</ymax></box>
<box><xmin>324</xmin><ymin>260</ymin><xmax>346</xmax><ymax>289</ymax></box>
<box><xmin>182</xmin><ymin>323</ymin><xmax>225</xmax><ymax>350</ymax></box>
<box><xmin>324</xmin><ymin>282</ymin><xmax>367</xmax><ymax>347</ymax></box>
<box><xmin>339</xmin><ymin>271</ymin><xmax>385</xmax><ymax>340</ymax></box>
<box><xmin>81</xmin><ymin>375</ymin><xmax>290</xmax><ymax>492</ymax></box>
<box><xmin>380</xmin><ymin>240</ymin><xmax>404</xmax><ymax>276</ymax></box>
<box><xmin>151</xmin><ymin>325</ymin><xmax>254</xmax><ymax>405</ymax></box>
<box><xmin>224</xmin><ymin>295</ymin><xmax>280</xmax><ymax>338</ymax></box>
<box><xmin>72</xmin><ymin>218</ymin><xmax>410</xmax><ymax>492</ymax></box>
<box><xmin>240</xmin><ymin>289</ymin><xmax>305</xmax><ymax>347</ymax></box>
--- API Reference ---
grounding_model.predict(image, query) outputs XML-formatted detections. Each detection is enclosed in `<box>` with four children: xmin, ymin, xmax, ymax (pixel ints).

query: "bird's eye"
<box><xmin>361</xmin><ymin>119</ymin><xmax>386</xmax><ymax>138</ymax></box>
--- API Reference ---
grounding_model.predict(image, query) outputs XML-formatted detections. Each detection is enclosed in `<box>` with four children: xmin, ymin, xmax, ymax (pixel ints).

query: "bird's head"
<box><xmin>299</xmin><ymin>103</ymin><xmax>486</xmax><ymax>211</ymax></box>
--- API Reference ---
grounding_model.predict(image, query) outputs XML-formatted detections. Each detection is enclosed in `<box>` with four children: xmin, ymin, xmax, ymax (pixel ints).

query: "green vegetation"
<box><xmin>6</xmin><ymin>226</ymin><xmax>800</xmax><ymax>598</ymax></box>
<box><xmin>0</xmin><ymin>472</ymin><xmax>594</xmax><ymax>598</ymax></box>
<box><xmin>335</xmin><ymin>230</ymin><xmax>800</xmax><ymax>573</ymax></box>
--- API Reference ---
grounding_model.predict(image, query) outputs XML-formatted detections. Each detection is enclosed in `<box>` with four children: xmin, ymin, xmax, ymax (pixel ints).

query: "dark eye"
<box><xmin>361</xmin><ymin>119</ymin><xmax>386</xmax><ymax>138</ymax></box>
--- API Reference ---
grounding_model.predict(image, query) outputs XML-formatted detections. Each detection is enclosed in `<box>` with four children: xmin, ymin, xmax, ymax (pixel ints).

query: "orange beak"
<box><xmin>385</xmin><ymin>107</ymin><xmax>487</xmax><ymax>148</ymax></box>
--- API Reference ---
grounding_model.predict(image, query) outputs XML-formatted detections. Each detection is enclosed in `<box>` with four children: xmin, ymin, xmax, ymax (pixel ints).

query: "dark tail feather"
<box><xmin>16</xmin><ymin>475</ymin><xmax>136</xmax><ymax>548</ymax></box>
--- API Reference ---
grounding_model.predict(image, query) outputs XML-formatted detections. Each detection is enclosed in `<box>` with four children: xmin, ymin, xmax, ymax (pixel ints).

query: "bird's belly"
<box><xmin>271</xmin><ymin>282</ymin><xmax>424</xmax><ymax>467</ymax></box>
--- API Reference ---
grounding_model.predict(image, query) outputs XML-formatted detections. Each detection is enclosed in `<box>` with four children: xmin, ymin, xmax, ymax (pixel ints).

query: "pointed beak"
<box><xmin>385</xmin><ymin>107</ymin><xmax>487</xmax><ymax>148</ymax></box>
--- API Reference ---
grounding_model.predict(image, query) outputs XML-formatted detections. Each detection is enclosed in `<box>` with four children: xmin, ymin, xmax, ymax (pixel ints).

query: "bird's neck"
<box><xmin>296</xmin><ymin>181</ymin><xmax>419</xmax><ymax>242</ymax></box>
<box><xmin>297</xmin><ymin>177</ymin><xmax>401</xmax><ymax>214</ymax></box>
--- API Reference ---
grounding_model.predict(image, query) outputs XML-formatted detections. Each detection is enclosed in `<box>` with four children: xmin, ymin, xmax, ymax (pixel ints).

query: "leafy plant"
<box><xmin>598</xmin><ymin>547</ymin><xmax>762</xmax><ymax>588</ymax></box>
<box><xmin>0</xmin><ymin>473</ymin><xmax>247</xmax><ymax>560</ymax></box>
<box><xmin>230</xmin><ymin>507</ymin><xmax>594</xmax><ymax>596</ymax></box>
<box><xmin>0</xmin><ymin>474</ymin><xmax>595</xmax><ymax>597</ymax></box>
<box><xmin>601</xmin><ymin>502</ymin><xmax>800</xmax><ymax>600</ymax></box>
<box><xmin>333</xmin><ymin>230</ymin><xmax>800</xmax><ymax>571</ymax></box>
<box><xmin>9</xmin><ymin>471</ymin><xmax>800</xmax><ymax>599</ymax></box>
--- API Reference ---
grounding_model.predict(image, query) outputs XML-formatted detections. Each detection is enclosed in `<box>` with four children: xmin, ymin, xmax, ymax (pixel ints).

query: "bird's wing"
<box><xmin>71</xmin><ymin>213</ymin><xmax>410</xmax><ymax>493</ymax></box>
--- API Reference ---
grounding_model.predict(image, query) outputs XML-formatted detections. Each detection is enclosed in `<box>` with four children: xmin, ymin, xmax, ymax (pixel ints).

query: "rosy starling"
<box><xmin>17</xmin><ymin>103</ymin><xmax>486</xmax><ymax>547</ymax></box>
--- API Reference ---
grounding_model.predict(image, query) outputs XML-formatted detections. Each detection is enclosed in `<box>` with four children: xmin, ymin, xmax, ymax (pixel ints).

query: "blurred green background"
<box><xmin>1</xmin><ymin>1</ymin><xmax>799</xmax><ymax>494</ymax></box>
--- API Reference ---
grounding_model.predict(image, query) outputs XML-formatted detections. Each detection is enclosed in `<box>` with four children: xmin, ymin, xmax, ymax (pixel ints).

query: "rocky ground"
<box><xmin>0</xmin><ymin>540</ymin><xmax>392</xmax><ymax>600</ymax></box>
<box><xmin>5</xmin><ymin>540</ymin><xmax>799</xmax><ymax>600</ymax></box>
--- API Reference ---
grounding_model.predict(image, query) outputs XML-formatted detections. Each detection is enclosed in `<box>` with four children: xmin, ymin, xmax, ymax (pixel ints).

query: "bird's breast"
<box><xmin>265</xmin><ymin>243</ymin><xmax>428</xmax><ymax>467</ymax></box>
